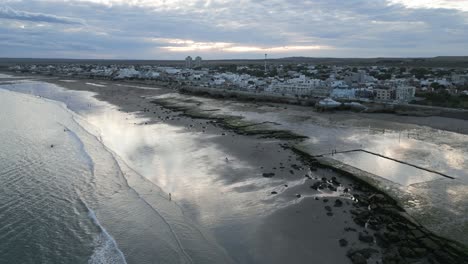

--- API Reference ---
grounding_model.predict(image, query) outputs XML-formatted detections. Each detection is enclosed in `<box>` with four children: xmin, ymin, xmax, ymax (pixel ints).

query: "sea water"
<box><xmin>0</xmin><ymin>90</ymin><xmax>126</xmax><ymax>263</ymax></box>
<box><xmin>0</xmin><ymin>83</ymin><xmax>232</xmax><ymax>263</ymax></box>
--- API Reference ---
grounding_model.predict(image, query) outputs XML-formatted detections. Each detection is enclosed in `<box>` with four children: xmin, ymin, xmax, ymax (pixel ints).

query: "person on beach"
<box><xmin>169</xmin><ymin>193</ymin><xmax>172</xmax><ymax>201</ymax></box>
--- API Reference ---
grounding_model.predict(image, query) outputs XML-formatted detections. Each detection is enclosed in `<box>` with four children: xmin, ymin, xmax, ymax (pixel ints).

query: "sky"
<box><xmin>0</xmin><ymin>0</ymin><xmax>467</xmax><ymax>59</ymax></box>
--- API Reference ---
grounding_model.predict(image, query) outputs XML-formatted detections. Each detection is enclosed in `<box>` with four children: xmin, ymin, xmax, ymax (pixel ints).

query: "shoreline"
<box><xmin>3</xmin><ymin>70</ymin><xmax>468</xmax><ymax>126</ymax></box>
<box><xmin>2</xmin><ymin>73</ymin><xmax>468</xmax><ymax>263</ymax></box>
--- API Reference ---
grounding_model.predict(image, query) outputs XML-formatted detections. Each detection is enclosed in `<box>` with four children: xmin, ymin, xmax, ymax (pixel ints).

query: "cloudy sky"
<box><xmin>0</xmin><ymin>0</ymin><xmax>467</xmax><ymax>59</ymax></box>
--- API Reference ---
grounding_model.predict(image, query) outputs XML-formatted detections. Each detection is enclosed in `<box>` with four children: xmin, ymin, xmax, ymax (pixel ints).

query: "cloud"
<box><xmin>0</xmin><ymin>0</ymin><xmax>467</xmax><ymax>59</ymax></box>
<box><xmin>0</xmin><ymin>6</ymin><xmax>83</xmax><ymax>25</ymax></box>
<box><xmin>388</xmin><ymin>0</ymin><xmax>468</xmax><ymax>12</ymax></box>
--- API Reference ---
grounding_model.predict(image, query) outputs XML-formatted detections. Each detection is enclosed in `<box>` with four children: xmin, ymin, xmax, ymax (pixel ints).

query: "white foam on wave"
<box><xmin>87</xmin><ymin>209</ymin><xmax>127</xmax><ymax>264</ymax></box>
<box><xmin>86</xmin><ymin>82</ymin><xmax>107</xmax><ymax>87</ymax></box>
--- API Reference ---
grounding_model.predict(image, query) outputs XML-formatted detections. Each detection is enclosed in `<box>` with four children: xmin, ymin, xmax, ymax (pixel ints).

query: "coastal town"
<box><xmin>6</xmin><ymin>56</ymin><xmax>468</xmax><ymax>109</ymax></box>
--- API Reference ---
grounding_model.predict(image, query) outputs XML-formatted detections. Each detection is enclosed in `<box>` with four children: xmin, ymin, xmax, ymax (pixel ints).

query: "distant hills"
<box><xmin>1</xmin><ymin>56</ymin><xmax>467</xmax><ymax>68</ymax></box>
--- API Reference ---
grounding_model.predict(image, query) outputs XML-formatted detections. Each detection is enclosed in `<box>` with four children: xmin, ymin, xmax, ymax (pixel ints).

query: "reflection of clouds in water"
<box><xmin>169</xmin><ymin>91</ymin><xmax>468</xmax><ymax>181</ymax></box>
<box><xmin>83</xmin><ymin>108</ymin><xmax>272</xmax><ymax>226</ymax></box>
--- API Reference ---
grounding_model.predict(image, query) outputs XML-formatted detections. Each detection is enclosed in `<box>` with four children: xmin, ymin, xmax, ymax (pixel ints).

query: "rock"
<box><xmin>323</xmin><ymin>199</ymin><xmax>329</xmax><ymax>203</ymax></box>
<box><xmin>347</xmin><ymin>249</ymin><xmax>378</xmax><ymax>264</ymax></box>
<box><xmin>434</xmin><ymin>249</ymin><xmax>456</xmax><ymax>263</ymax></box>
<box><xmin>296</xmin><ymin>194</ymin><xmax>301</xmax><ymax>198</ymax></box>
<box><xmin>331</xmin><ymin>177</ymin><xmax>340</xmax><ymax>185</ymax></box>
<box><xmin>343</xmin><ymin>188</ymin><xmax>350</xmax><ymax>193</ymax></box>
<box><xmin>50</xmin><ymin>144</ymin><xmax>54</xmax><ymax>148</ymax></box>
<box><xmin>262</xmin><ymin>173</ymin><xmax>275</xmax><ymax>178</ymax></box>
<box><xmin>291</xmin><ymin>164</ymin><xmax>301</xmax><ymax>170</ymax></box>
<box><xmin>413</xmin><ymin>247</ymin><xmax>427</xmax><ymax>257</ymax></box>
<box><xmin>324</xmin><ymin>206</ymin><xmax>332</xmax><ymax>212</ymax></box>
<box><xmin>410</xmin><ymin>229</ymin><xmax>425</xmax><ymax>239</ymax></box>
<box><xmin>353</xmin><ymin>248</ymin><xmax>379</xmax><ymax>258</ymax></box>
<box><xmin>345</xmin><ymin>227</ymin><xmax>357</xmax><ymax>232</ymax></box>
<box><xmin>349</xmin><ymin>253</ymin><xmax>367</xmax><ymax>264</ymax></box>
<box><xmin>370</xmin><ymin>193</ymin><xmax>386</xmax><ymax>202</ymax></box>
<box><xmin>358</xmin><ymin>232</ymin><xmax>374</xmax><ymax>243</ymax></box>
<box><xmin>420</xmin><ymin>237</ymin><xmax>440</xmax><ymax>251</ymax></box>
<box><xmin>339</xmin><ymin>239</ymin><xmax>348</xmax><ymax>247</ymax></box>
<box><xmin>374</xmin><ymin>232</ymin><xmax>389</xmax><ymax>248</ymax></box>
<box><xmin>384</xmin><ymin>231</ymin><xmax>400</xmax><ymax>243</ymax></box>
<box><xmin>334</xmin><ymin>199</ymin><xmax>343</xmax><ymax>207</ymax></box>
<box><xmin>310</xmin><ymin>182</ymin><xmax>321</xmax><ymax>190</ymax></box>
<box><xmin>382</xmin><ymin>248</ymin><xmax>400</xmax><ymax>263</ymax></box>
<box><xmin>399</xmin><ymin>247</ymin><xmax>415</xmax><ymax>258</ymax></box>
<box><xmin>271</xmin><ymin>191</ymin><xmax>278</xmax><ymax>195</ymax></box>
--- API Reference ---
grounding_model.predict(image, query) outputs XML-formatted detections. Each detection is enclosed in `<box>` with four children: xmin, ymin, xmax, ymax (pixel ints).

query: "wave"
<box><xmin>87</xmin><ymin>208</ymin><xmax>127</xmax><ymax>264</ymax></box>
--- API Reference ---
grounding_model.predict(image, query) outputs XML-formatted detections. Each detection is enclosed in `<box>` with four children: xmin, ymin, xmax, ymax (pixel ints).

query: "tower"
<box><xmin>185</xmin><ymin>56</ymin><xmax>193</xmax><ymax>68</ymax></box>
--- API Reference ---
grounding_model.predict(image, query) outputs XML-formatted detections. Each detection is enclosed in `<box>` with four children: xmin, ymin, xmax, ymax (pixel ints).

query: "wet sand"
<box><xmin>2</xmin><ymin>75</ymin><xmax>468</xmax><ymax>263</ymax></box>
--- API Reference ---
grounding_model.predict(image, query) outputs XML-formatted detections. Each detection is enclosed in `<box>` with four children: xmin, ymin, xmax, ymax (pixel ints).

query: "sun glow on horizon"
<box><xmin>148</xmin><ymin>38</ymin><xmax>332</xmax><ymax>53</ymax></box>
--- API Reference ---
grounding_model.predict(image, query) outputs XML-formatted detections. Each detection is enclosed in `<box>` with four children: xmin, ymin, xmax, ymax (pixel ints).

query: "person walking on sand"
<box><xmin>169</xmin><ymin>193</ymin><xmax>172</xmax><ymax>201</ymax></box>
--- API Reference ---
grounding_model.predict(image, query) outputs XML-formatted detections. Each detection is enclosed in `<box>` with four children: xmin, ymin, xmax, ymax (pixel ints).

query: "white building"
<box><xmin>395</xmin><ymin>86</ymin><xmax>416</xmax><ymax>102</ymax></box>
<box><xmin>267</xmin><ymin>76</ymin><xmax>329</xmax><ymax>97</ymax></box>
<box><xmin>331</xmin><ymin>88</ymin><xmax>356</xmax><ymax>99</ymax></box>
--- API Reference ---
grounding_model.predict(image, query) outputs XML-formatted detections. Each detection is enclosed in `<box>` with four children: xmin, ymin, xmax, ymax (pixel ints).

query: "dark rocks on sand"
<box><xmin>358</xmin><ymin>232</ymin><xmax>374</xmax><ymax>243</ymax></box>
<box><xmin>310</xmin><ymin>182</ymin><xmax>321</xmax><ymax>190</ymax></box>
<box><xmin>296</xmin><ymin>194</ymin><xmax>301</xmax><ymax>198</ymax></box>
<box><xmin>398</xmin><ymin>247</ymin><xmax>415</xmax><ymax>258</ymax></box>
<box><xmin>323</xmin><ymin>199</ymin><xmax>329</xmax><ymax>203</ymax></box>
<box><xmin>331</xmin><ymin>176</ymin><xmax>340</xmax><ymax>185</ymax></box>
<box><xmin>324</xmin><ymin>206</ymin><xmax>332</xmax><ymax>212</ymax></box>
<box><xmin>334</xmin><ymin>199</ymin><xmax>343</xmax><ymax>207</ymax></box>
<box><xmin>347</xmin><ymin>248</ymin><xmax>379</xmax><ymax>264</ymax></box>
<box><xmin>349</xmin><ymin>253</ymin><xmax>366</xmax><ymax>264</ymax></box>
<box><xmin>339</xmin><ymin>239</ymin><xmax>348</xmax><ymax>247</ymax></box>
<box><xmin>262</xmin><ymin>172</ymin><xmax>275</xmax><ymax>178</ymax></box>
<box><xmin>419</xmin><ymin>237</ymin><xmax>440</xmax><ymax>251</ymax></box>
<box><xmin>412</xmin><ymin>248</ymin><xmax>427</xmax><ymax>257</ymax></box>
<box><xmin>271</xmin><ymin>191</ymin><xmax>278</xmax><ymax>195</ymax></box>
<box><xmin>50</xmin><ymin>144</ymin><xmax>54</xmax><ymax>148</ymax></box>
<box><xmin>328</xmin><ymin>184</ymin><xmax>338</xmax><ymax>192</ymax></box>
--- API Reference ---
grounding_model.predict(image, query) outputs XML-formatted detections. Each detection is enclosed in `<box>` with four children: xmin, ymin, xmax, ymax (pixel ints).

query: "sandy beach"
<box><xmin>1</xmin><ymin>73</ymin><xmax>468</xmax><ymax>263</ymax></box>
